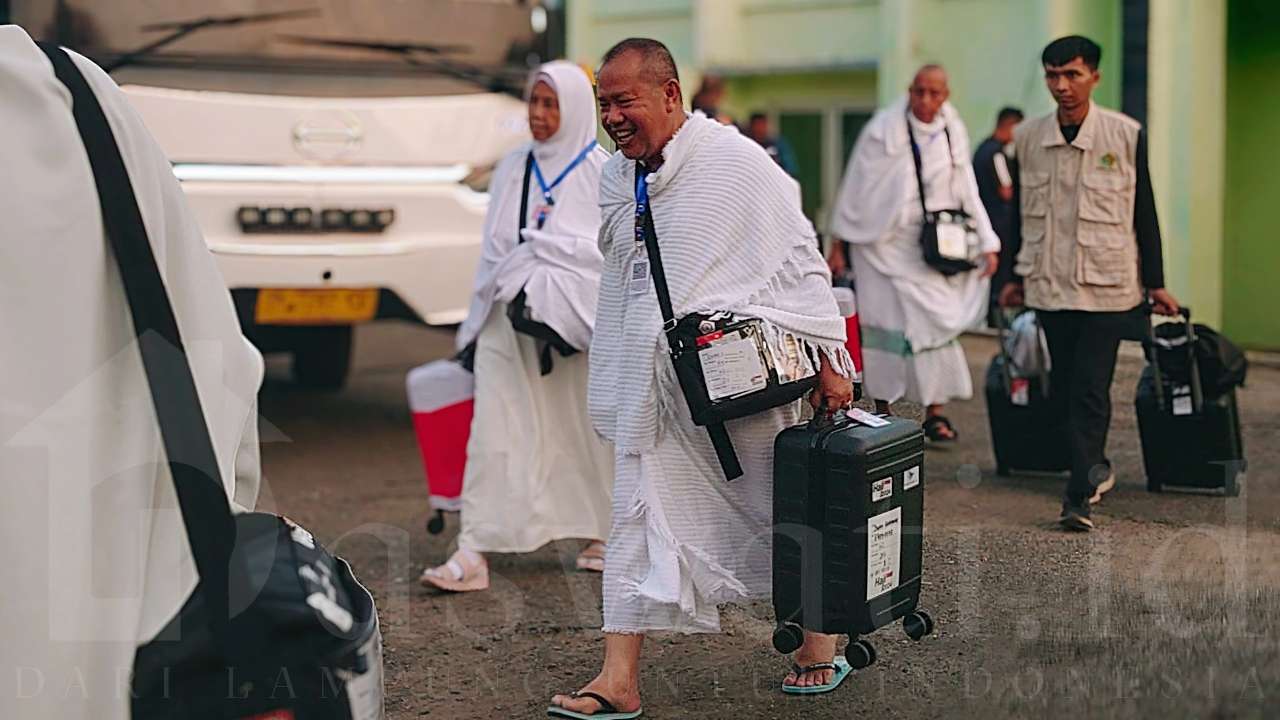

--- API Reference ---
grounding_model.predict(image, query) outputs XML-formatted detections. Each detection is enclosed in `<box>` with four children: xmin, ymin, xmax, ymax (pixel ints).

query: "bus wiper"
<box><xmin>105</xmin><ymin>8</ymin><xmax>321</xmax><ymax>73</ymax></box>
<box><xmin>278</xmin><ymin>35</ymin><xmax>526</xmax><ymax>98</ymax></box>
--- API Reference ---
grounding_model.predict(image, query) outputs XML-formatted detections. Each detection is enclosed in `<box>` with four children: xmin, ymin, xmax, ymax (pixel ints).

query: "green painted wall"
<box><xmin>1223</xmin><ymin>0</ymin><xmax>1280</xmax><ymax>349</ymax></box>
<box><xmin>722</xmin><ymin>70</ymin><xmax>877</xmax><ymax>119</ymax></box>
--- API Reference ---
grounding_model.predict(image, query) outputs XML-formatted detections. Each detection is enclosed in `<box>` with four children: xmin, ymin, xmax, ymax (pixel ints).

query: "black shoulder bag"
<box><xmin>37</xmin><ymin>42</ymin><xmax>383</xmax><ymax>719</ymax></box>
<box><xmin>906</xmin><ymin>113</ymin><xmax>982</xmax><ymax>276</ymax></box>
<box><xmin>505</xmin><ymin>152</ymin><xmax>581</xmax><ymax>375</ymax></box>
<box><xmin>637</xmin><ymin>165</ymin><xmax>819</xmax><ymax>481</ymax></box>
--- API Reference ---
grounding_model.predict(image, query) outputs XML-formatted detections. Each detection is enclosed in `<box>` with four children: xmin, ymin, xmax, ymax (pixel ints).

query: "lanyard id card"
<box><xmin>629</xmin><ymin>253</ymin><xmax>650</xmax><ymax>296</ymax></box>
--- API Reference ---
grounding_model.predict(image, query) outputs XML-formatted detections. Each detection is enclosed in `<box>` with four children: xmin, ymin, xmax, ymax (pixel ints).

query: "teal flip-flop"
<box><xmin>781</xmin><ymin>655</ymin><xmax>854</xmax><ymax>695</ymax></box>
<box><xmin>547</xmin><ymin>690</ymin><xmax>643</xmax><ymax>719</ymax></box>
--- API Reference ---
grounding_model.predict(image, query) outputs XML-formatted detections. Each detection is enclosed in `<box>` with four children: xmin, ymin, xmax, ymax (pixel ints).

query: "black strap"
<box><xmin>635</xmin><ymin>165</ymin><xmax>742</xmax><ymax>480</ymax></box>
<box><xmin>793</xmin><ymin>662</ymin><xmax>840</xmax><ymax>675</ymax></box>
<box><xmin>905</xmin><ymin>112</ymin><xmax>955</xmax><ymax>219</ymax></box>
<box><xmin>37</xmin><ymin>43</ymin><xmax>237</xmax><ymax>641</ymax></box>
<box><xmin>636</xmin><ymin>166</ymin><xmax>678</xmax><ymax>347</ymax></box>
<box><xmin>518</xmin><ymin>151</ymin><xmax>534</xmax><ymax>239</ymax></box>
<box><xmin>571</xmin><ymin>691</ymin><xmax>619</xmax><ymax>713</ymax></box>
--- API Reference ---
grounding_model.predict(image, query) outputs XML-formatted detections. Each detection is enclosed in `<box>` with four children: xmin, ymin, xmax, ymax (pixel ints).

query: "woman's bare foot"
<box><xmin>783</xmin><ymin>631</ymin><xmax>839</xmax><ymax>688</ymax></box>
<box><xmin>550</xmin><ymin>672</ymin><xmax>642</xmax><ymax>716</ymax></box>
<box><xmin>575</xmin><ymin>540</ymin><xmax>607</xmax><ymax>573</ymax></box>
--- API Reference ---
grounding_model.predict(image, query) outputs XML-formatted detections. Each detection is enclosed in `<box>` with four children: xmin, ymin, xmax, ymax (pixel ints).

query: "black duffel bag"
<box><xmin>1151</xmin><ymin>309</ymin><xmax>1248</xmax><ymax>397</ymax></box>
<box><xmin>39</xmin><ymin>42</ymin><xmax>384</xmax><ymax>720</ymax></box>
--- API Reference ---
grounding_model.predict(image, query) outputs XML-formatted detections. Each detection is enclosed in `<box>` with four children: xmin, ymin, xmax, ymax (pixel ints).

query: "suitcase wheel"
<box><xmin>426</xmin><ymin>510</ymin><xmax>446</xmax><ymax>535</ymax></box>
<box><xmin>997</xmin><ymin>464</ymin><xmax>1010</xmax><ymax>478</ymax></box>
<box><xmin>903</xmin><ymin>611</ymin><xmax>934</xmax><ymax>641</ymax></box>
<box><xmin>771</xmin><ymin>623</ymin><xmax>805</xmax><ymax>654</ymax></box>
<box><xmin>1146</xmin><ymin>478</ymin><xmax>1163</xmax><ymax>494</ymax></box>
<box><xmin>846</xmin><ymin>638</ymin><xmax>876</xmax><ymax>669</ymax></box>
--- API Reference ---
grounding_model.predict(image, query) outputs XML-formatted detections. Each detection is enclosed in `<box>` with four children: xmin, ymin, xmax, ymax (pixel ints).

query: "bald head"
<box><xmin>908</xmin><ymin>64</ymin><xmax>950</xmax><ymax>123</ymax></box>
<box><xmin>597</xmin><ymin>38</ymin><xmax>686</xmax><ymax>165</ymax></box>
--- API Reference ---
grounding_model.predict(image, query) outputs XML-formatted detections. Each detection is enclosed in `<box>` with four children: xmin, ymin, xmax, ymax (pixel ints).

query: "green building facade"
<box><xmin>568</xmin><ymin>0</ymin><xmax>1278</xmax><ymax>349</ymax></box>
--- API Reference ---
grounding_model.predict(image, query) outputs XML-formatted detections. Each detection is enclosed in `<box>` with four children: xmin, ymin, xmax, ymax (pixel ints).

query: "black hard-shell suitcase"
<box><xmin>1135</xmin><ymin>309</ymin><xmax>1245</xmax><ymax>496</ymax></box>
<box><xmin>984</xmin><ymin>309</ymin><xmax>1070</xmax><ymax>476</ymax></box>
<box><xmin>771</xmin><ymin>411</ymin><xmax>934</xmax><ymax>668</ymax></box>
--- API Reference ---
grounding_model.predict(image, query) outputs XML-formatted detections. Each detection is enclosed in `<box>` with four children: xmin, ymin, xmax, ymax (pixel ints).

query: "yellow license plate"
<box><xmin>255</xmin><ymin>289</ymin><xmax>379</xmax><ymax>325</ymax></box>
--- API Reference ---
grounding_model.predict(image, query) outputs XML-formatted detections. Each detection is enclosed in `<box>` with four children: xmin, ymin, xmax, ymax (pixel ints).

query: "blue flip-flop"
<box><xmin>547</xmin><ymin>690</ymin><xmax>642</xmax><ymax>719</ymax></box>
<box><xmin>781</xmin><ymin>655</ymin><xmax>854</xmax><ymax>695</ymax></box>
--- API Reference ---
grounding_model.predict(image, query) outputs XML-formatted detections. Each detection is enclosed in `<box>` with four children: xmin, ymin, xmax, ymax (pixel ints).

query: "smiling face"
<box><xmin>596</xmin><ymin>49</ymin><xmax>684</xmax><ymax>164</ymax></box>
<box><xmin>528</xmin><ymin>80</ymin><xmax>561</xmax><ymax>143</ymax></box>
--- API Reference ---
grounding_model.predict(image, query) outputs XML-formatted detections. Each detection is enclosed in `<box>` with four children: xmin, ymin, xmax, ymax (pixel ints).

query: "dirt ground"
<box><xmin>253</xmin><ymin>322</ymin><xmax>1280</xmax><ymax>719</ymax></box>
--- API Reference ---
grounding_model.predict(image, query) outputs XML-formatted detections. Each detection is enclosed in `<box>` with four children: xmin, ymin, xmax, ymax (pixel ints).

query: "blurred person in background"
<box><xmin>691</xmin><ymin>72</ymin><xmax>734</xmax><ymax>125</ymax></box>
<box><xmin>748</xmin><ymin>112</ymin><xmax>799</xmax><ymax>178</ymax></box>
<box><xmin>828</xmin><ymin>64</ymin><xmax>998</xmax><ymax>443</ymax></box>
<box><xmin>975</xmin><ymin>106</ymin><xmax>1024</xmax><ymax>323</ymax></box>
<box><xmin>419</xmin><ymin>61</ymin><xmax>615</xmax><ymax>592</ymax></box>
<box><xmin>0</xmin><ymin>26</ymin><xmax>263</xmax><ymax>720</ymax></box>
<box><xmin>1000</xmin><ymin>36</ymin><xmax>1179</xmax><ymax>531</ymax></box>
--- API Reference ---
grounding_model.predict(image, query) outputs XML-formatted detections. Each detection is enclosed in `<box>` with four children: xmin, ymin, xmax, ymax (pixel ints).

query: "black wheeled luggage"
<box><xmin>771</xmin><ymin>410</ymin><xmax>934</xmax><ymax>668</ymax></box>
<box><xmin>1135</xmin><ymin>309</ymin><xmax>1245</xmax><ymax>496</ymax></box>
<box><xmin>984</xmin><ymin>309</ymin><xmax>1070</xmax><ymax>476</ymax></box>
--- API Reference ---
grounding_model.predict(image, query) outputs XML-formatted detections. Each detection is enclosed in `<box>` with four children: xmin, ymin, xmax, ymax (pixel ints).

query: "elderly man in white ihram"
<box><xmin>0</xmin><ymin>26</ymin><xmax>264</xmax><ymax>720</ymax></box>
<box><xmin>828</xmin><ymin>65</ymin><xmax>999</xmax><ymax>444</ymax></box>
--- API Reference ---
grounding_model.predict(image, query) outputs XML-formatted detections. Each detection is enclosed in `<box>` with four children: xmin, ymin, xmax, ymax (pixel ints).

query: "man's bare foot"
<box><xmin>550</xmin><ymin>672</ymin><xmax>642</xmax><ymax>716</ymax></box>
<box><xmin>783</xmin><ymin>631</ymin><xmax>839</xmax><ymax>688</ymax></box>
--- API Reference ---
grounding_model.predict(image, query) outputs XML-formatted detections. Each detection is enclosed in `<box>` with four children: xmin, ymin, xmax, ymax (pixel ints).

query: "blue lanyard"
<box><xmin>633</xmin><ymin>166</ymin><xmax>650</xmax><ymax>247</ymax></box>
<box><xmin>530</xmin><ymin>140</ymin><xmax>598</xmax><ymax>208</ymax></box>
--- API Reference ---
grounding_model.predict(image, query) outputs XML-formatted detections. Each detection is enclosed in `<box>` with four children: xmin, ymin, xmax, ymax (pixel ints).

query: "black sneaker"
<box><xmin>1058</xmin><ymin>500</ymin><xmax>1094</xmax><ymax>531</ymax></box>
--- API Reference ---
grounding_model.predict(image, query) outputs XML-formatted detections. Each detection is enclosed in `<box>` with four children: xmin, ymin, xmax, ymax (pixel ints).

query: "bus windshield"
<box><xmin>11</xmin><ymin>0</ymin><xmax>542</xmax><ymax>97</ymax></box>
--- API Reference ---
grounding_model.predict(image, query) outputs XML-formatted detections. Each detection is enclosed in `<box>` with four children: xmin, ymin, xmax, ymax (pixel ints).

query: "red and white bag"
<box><xmin>406</xmin><ymin>359</ymin><xmax>474</xmax><ymax>532</ymax></box>
<box><xmin>832</xmin><ymin>286</ymin><xmax>864</xmax><ymax>377</ymax></box>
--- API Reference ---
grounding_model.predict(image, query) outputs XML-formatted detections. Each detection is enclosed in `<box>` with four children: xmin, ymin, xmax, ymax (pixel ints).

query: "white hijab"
<box><xmin>0</xmin><ymin>27</ymin><xmax>263</xmax><ymax>720</ymax></box>
<box><xmin>455</xmin><ymin>61</ymin><xmax>607</xmax><ymax>352</ymax></box>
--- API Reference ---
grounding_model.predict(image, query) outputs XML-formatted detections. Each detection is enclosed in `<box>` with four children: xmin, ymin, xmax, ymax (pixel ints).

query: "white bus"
<box><xmin>14</xmin><ymin>0</ymin><xmax>542</xmax><ymax>387</ymax></box>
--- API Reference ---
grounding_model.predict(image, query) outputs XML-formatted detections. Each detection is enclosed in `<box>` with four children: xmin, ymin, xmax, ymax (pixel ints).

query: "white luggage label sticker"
<box><xmin>903</xmin><ymin>465</ymin><xmax>921</xmax><ymax>491</ymax></box>
<box><xmin>871</xmin><ymin>477</ymin><xmax>893</xmax><ymax>502</ymax></box>
<box><xmin>1172</xmin><ymin>385</ymin><xmax>1193</xmax><ymax>416</ymax></box>
<box><xmin>848</xmin><ymin>407</ymin><xmax>891</xmax><ymax>428</ymax></box>
<box><xmin>699</xmin><ymin>336</ymin><xmax>767</xmax><ymax>401</ymax></box>
<box><xmin>936</xmin><ymin>223</ymin><xmax>969</xmax><ymax>260</ymax></box>
<box><xmin>867</xmin><ymin>507</ymin><xmax>902</xmax><ymax>601</ymax></box>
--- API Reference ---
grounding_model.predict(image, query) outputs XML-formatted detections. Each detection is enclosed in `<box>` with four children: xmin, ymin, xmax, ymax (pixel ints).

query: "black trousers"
<box><xmin>1037</xmin><ymin>308</ymin><xmax>1137</xmax><ymax>504</ymax></box>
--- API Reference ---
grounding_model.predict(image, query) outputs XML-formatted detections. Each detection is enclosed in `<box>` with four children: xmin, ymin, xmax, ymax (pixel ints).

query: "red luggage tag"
<box><xmin>1010</xmin><ymin>378</ymin><xmax>1030</xmax><ymax>407</ymax></box>
<box><xmin>696</xmin><ymin>330</ymin><xmax>725</xmax><ymax>347</ymax></box>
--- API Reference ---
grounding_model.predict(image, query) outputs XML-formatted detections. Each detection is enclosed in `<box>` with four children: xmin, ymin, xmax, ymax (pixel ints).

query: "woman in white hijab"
<box><xmin>0</xmin><ymin>28</ymin><xmax>263</xmax><ymax>720</ymax></box>
<box><xmin>420</xmin><ymin>61</ymin><xmax>614</xmax><ymax>592</ymax></box>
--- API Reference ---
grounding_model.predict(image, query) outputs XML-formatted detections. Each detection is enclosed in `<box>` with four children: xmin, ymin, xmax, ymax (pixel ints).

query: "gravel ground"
<box><xmin>253</xmin><ymin>323</ymin><xmax>1280</xmax><ymax>719</ymax></box>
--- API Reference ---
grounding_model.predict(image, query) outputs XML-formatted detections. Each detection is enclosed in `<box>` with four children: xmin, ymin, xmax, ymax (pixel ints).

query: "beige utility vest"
<box><xmin>1013</xmin><ymin>105</ymin><xmax>1145</xmax><ymax>312</ymax></box>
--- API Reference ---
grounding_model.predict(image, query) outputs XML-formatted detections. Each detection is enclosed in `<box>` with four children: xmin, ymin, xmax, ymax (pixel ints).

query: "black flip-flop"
<box><xmin>923</xmin><ymin>415</ymin><xmax>959</xmax><ymax>443</ymax></box>
<box><xmin>547</xmin><ymin>690</ymin><xmax>642</xmax><ymax>719</ymax></box>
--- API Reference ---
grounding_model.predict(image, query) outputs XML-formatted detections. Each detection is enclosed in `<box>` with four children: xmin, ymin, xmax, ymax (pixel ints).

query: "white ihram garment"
<box><xmin>0</xmin><ymin>29</ymin><xmax>263</xmax><ymax>720</ymax></box>
<box><xmin>830</xmin><ymin>97</ymin><xmax>999</xmax><ymax>405</ymax></box>
<box><xmin>589</xmin><ymin>114</ymin><xmax>852</xmax><ymax>633</ymax></box>
<box><xmin>454</xmin><ymin>61</ymin><xmax>613</xmax><ymax>553</ymax></box>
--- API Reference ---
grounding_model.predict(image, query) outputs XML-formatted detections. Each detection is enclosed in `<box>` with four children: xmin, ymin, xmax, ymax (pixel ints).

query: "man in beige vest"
<box><xmin>1000</xmin><ymin>35</ymin><xmax>1179</xmax><ymax>531</ymax></box>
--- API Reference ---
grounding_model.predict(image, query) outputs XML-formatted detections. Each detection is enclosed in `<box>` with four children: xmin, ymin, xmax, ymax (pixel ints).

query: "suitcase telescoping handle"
<box><xmin>1145</xmin><ymin>304</ymin><xmax>1202</xmax><ymax>415</ymax></box>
